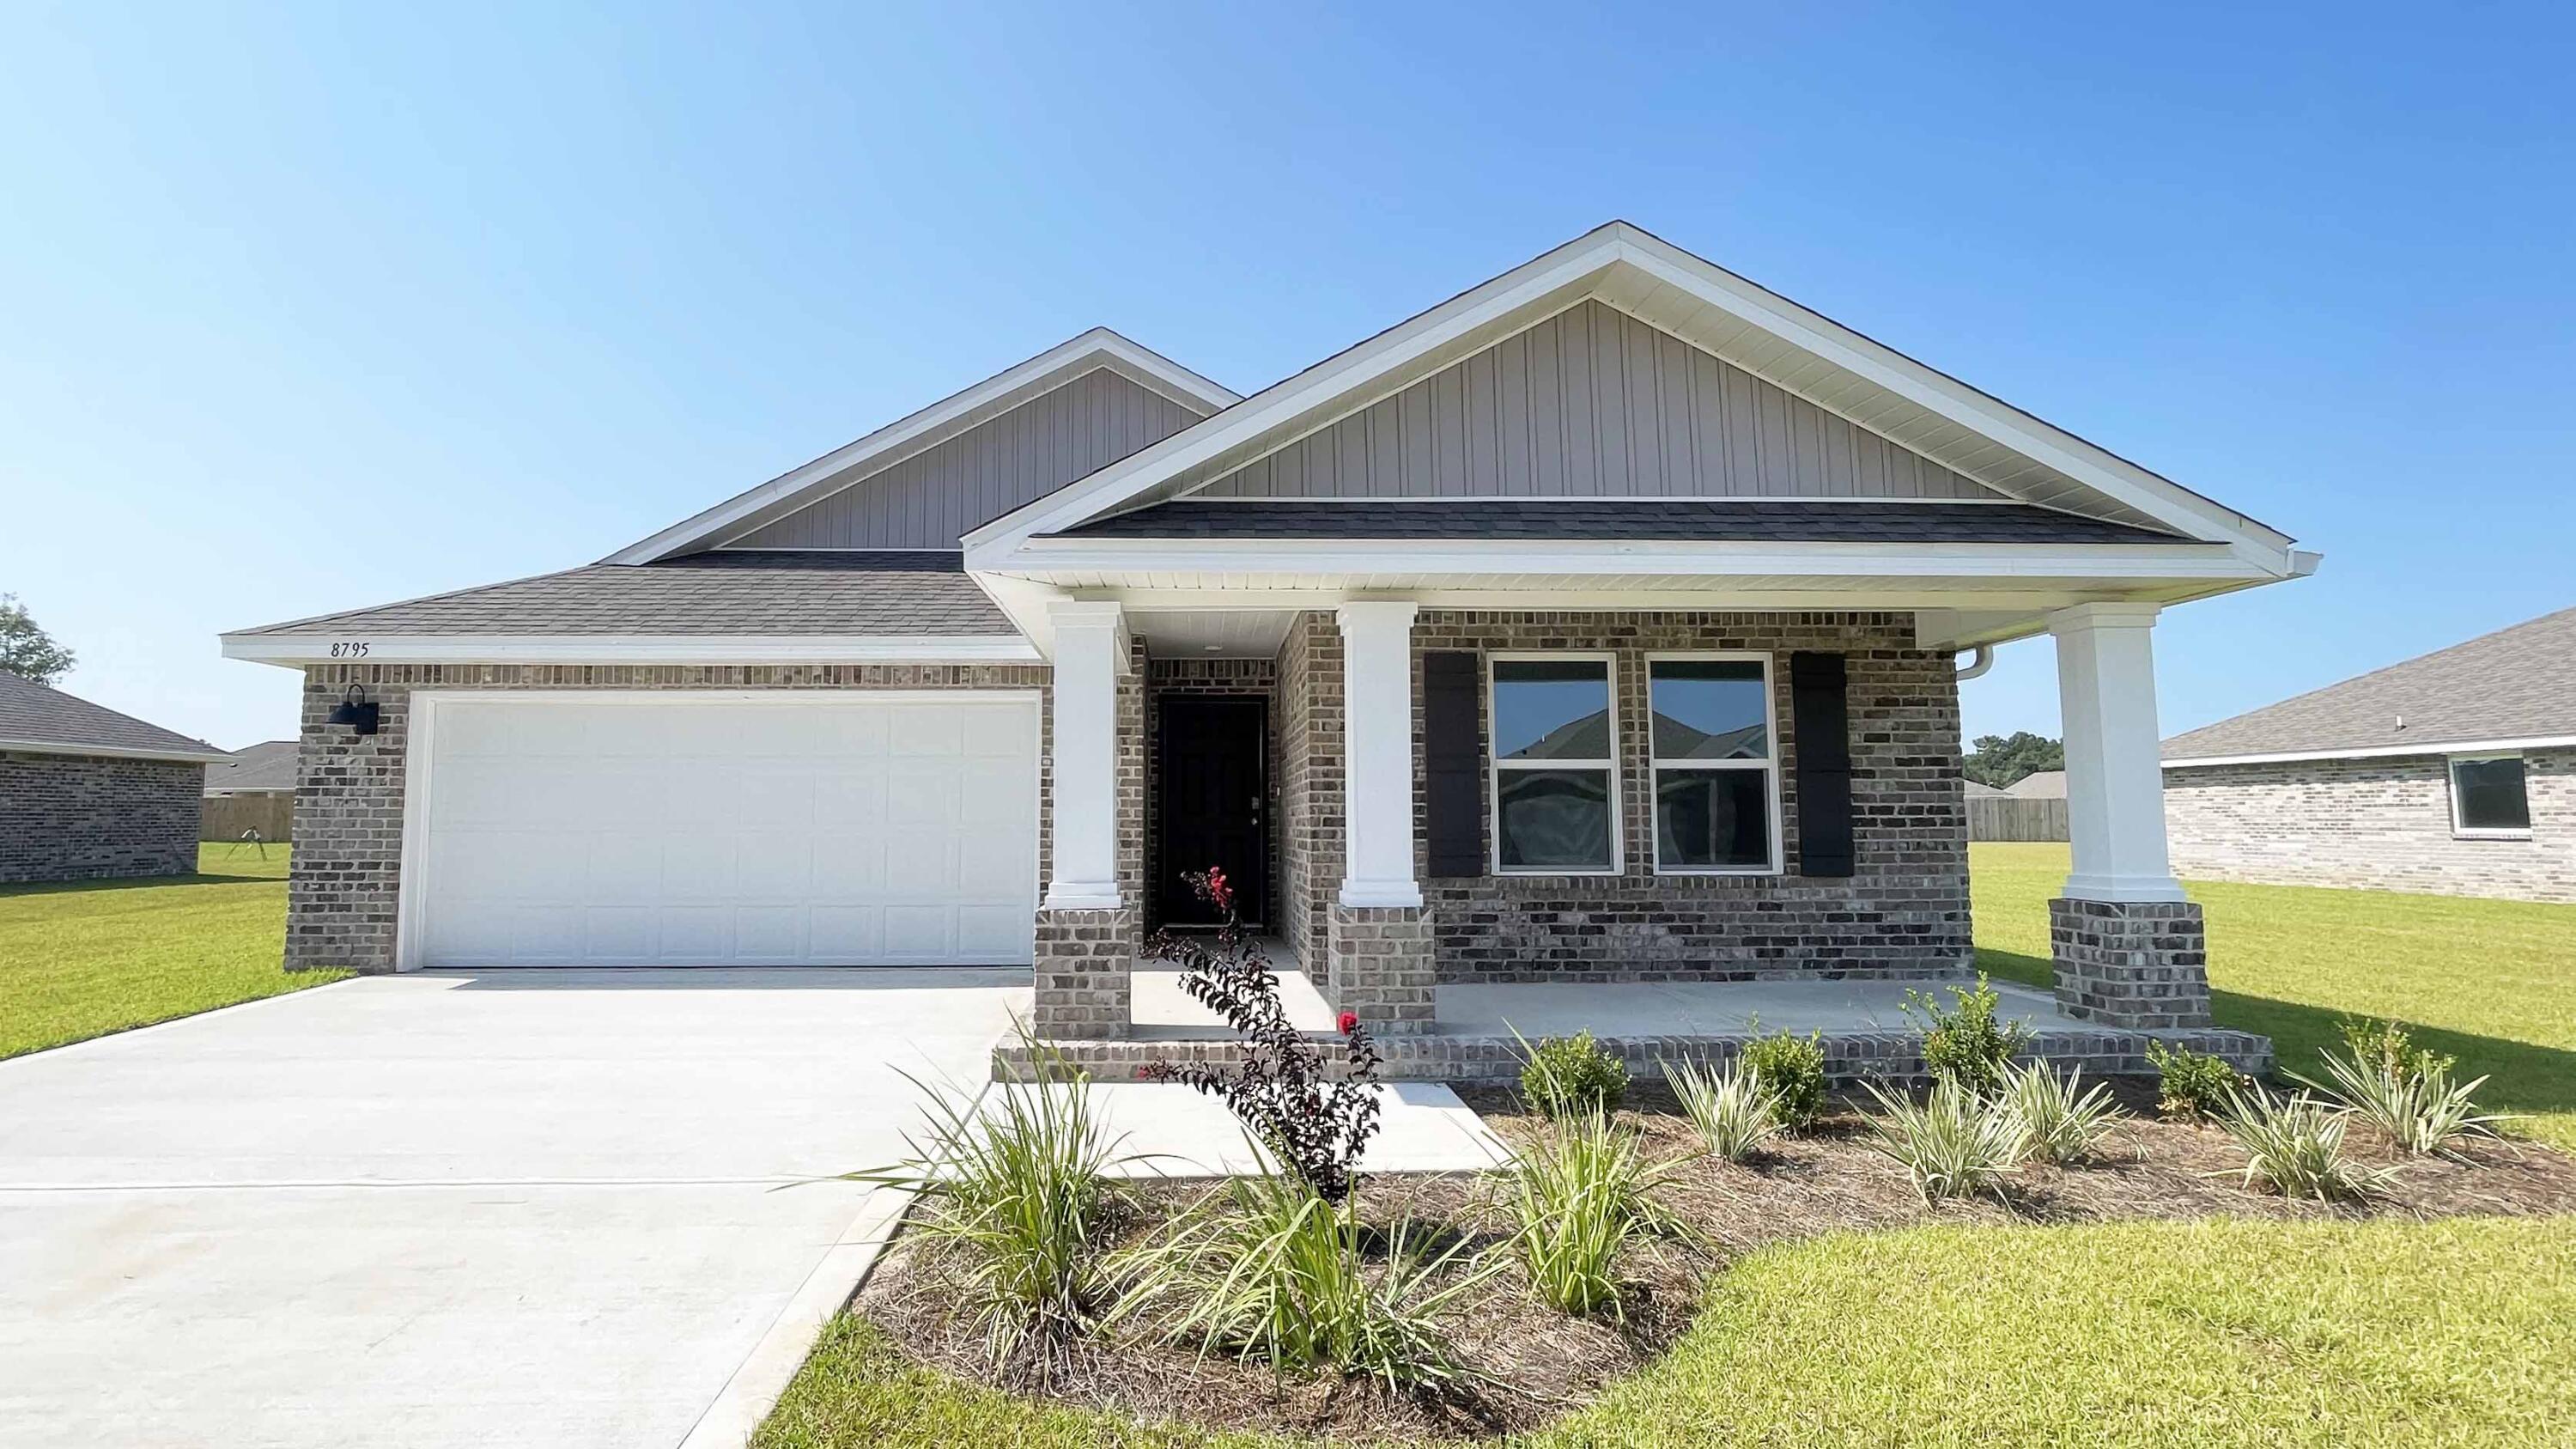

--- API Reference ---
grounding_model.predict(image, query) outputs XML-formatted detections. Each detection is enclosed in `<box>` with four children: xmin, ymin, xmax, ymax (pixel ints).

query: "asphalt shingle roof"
<box><xmin>0</xmin><ymin>673</ymin><xmax>223</xmax><ymax>758</ymax></box>
<box><xmin>1049</xmin><ymin>499</ymin><xmax>2198</xmax><ymax>545</ymax></box>
<box><xmin>2163</xmin><ymin>605</ymin><xmax>2576</xmax><ymax>760</ymax></box>
<box><xmin>204</xmin><ymin>739</ymin><xmax>298</xmax><ymax>793</ymax></box>
<box><xmin>231</xmin><ymin>551</ymin><xmax>1018</xmax><ymax>637</ymax></box>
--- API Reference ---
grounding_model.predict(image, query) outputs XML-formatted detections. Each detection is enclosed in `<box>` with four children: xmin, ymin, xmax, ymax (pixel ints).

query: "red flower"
<box><xmin>1338</xmin><ymin>1010</ymin><xmax>1359</xmax><ymax>1034</ymax></box>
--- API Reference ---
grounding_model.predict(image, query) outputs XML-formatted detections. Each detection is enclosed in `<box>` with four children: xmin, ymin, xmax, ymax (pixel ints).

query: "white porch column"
<box><xmin>1043</xmin><ymin>599</ymin><xmax>1126</xmax><ymax>910</ymax></box>
<box><xmin>2050</xmin><ymin>602</ymin><xmax>2184</xmax><ymax>904</ymax></box>
<box><xmin>1336</xmin><ymin>600</ymin><xmax>1422</xmax><ymax>909</ymax></box>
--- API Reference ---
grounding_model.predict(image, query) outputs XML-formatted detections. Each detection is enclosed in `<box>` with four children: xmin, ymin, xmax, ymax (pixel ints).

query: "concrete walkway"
<box><xmin>0</xmin><ymin>969</ymin><xmax>1026</xmax><ymax>1449</ymax></box>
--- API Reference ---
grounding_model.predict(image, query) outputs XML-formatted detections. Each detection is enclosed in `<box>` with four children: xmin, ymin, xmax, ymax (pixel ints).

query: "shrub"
<box><xmin>1504</xmin><ymin>1111</ymin><xmax>1692</xmax><ymax>1318</ymax></box>
<box><xmin>2294</xmin><ymin>1032</ymin><xmax>2514</xmax><ymax>1157</ymax></box>
<box><xmin>1143</xmin><ymin>868</ymin><xmax>1382</xmax><ymax>1202</ymax></box>
<box><xmin>2336</xmin><ymin>1015</ymin><xmax>2454</xmax><ymax>1086</ymax></box>
<box><xmin>2217</xmin><ymin>1087</ymin><xmax>2391</xmax><ymax>1202</ymax></box>
<box><xmin>1901</xmin><ymin>973</ymin><xmax>2033</xmax><ymax>1099</ymax></box>
<box><xmin>842</xmin><ymin>1037</ymin><xmax>1123</xmax><ymax>1379</ymax></box>
<box><xmin>1741</xmin><ymin>1027</ymin><xmax>1830</xmax><ymax>1130</ymax></box>
<box><xmin>1862</xmin><ymin>1079</ymin><xmax>2025</xmax><ymax>1204</ymax></box>
<box><xmin>1516</xmin><ymin>1028</ymin><xmax>1630</xmax><ymax>1118</ymax></box>
<box><xmin>2145</xmin><ymin>1040</ymin><xmax>2244</xmax><ymax>1123</ymax></box>
<box><xmin>2001</xmin><ymin>1061</ymin><xmax>2124</xmax><ymax>1165</ymax></box>
<box><xmin>1663</xmin><ymin>1056</ymin><xmax>1783</xmax><ymax>1163</ymax></box>
<box><xmin>1112</xmin><ymin>1172</ymin><xmax>1493</xmax><ymax>1392</ymax></box>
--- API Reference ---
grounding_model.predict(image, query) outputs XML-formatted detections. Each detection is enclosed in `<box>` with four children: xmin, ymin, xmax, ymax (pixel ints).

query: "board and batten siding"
<box><xmin>730</xmin><ymin>368</ymin><xmax>1206</xmax><ymax>549</ymax></box>
<box><xmin>1195</xmin><ymin>301</ymin><xmax>2004</xmax><ymax>502</ymax></box>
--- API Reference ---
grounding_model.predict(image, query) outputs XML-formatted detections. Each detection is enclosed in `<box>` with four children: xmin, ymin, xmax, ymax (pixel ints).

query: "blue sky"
<box><xmin>4</xmin><ymin>2</ymin><xmax>2569</xmax><ymax>750</ymax></box>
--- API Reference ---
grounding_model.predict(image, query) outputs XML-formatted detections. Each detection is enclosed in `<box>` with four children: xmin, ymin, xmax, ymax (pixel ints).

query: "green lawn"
<box><xmin>1972</xmin><ymin>842</ymin><xmax>2576</xmax><ymax>1150</ymax></box>
<box><xmin>759</xmin><ymin>1216</ymin><xmax>2576</xmax><ymax>1448</ymax></box>
<box><xmin>0</xmin><ymin>842</ymin><xmax>343</xmax><ymax>1059</ymax></box>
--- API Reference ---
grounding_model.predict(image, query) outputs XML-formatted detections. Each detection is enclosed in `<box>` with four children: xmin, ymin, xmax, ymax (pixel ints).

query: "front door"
<box><xmin>1155</xmin><ymin>696</ymin><xmax>1268</xmax><ymax>928</ymax></box>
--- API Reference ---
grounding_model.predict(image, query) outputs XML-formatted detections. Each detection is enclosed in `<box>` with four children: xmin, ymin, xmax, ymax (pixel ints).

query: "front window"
<box><xmin>1489</xmin><ymin>656</ymin><xmax>1619</xmax><ymax>873</ymax></box>
<box><xmin>1650</xmin><ymin>656</ymin><xmax>1779</xmax><ymax>873</ymax></box>
<box><xmin>2450</xmin><ymin>753</ymin><xmax>2531</xmax><ymax>835</ymax></box>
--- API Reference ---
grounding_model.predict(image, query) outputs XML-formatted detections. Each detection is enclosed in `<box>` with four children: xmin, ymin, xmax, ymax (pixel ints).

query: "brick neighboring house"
<box><xmin>220</xmin><ymin>221</ymin><xmax>2317</xmax><ymax>1068</ymax></box>
<box><xmin>2164</xmin><ymin>606</ymin><xmax>2575</xmax><ymax>904</ymax></box>
<box><xmin>0</xmin><ymin>673</ymin><xmax>228</xmax><ymax>884</ymax></box>
<box><xmin>204</xmin><ymin>739</ymin><xmax>297</xmax><ymax>798</ymax></box>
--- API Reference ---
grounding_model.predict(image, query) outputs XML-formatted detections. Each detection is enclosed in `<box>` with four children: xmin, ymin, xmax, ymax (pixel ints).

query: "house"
<box><xmin>1963</xmin><ymin>779</ymin><xmax>2009</xmax><ymax>800</ymax></box>
<box><xmin>0</xmin><ymin>673</ymin><xmax>228</xmax><ymax>883</ymax></box>
<box><xmin>2006</xmin><ymin>769</ymin><xmax>2068</xmax><ymax>798</ymax></box>
<box><xmin>2164</xmin><ymin>606</ymin><xmax>2573</xmax><ymax>904</ymax></box>
<box><xmin>204</xmin><ymin>739</ymin><xmax>297</xmax><ymax>797</ymax></box>
<box><xmin>219</xmin><ymin>221</ymin><xmax>2313</xmax><ymax>1072</ymax></box>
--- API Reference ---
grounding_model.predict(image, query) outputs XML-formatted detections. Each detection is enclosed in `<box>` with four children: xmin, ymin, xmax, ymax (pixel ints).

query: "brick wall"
<box><xmin>1270</xmin><ymin>609</ymin><xmax>1972</xmax><ymax>984</ymax></box>
<box><xmin>289</xmin><ymin>662</ymin><xmax>1055</xmax><ymax>972</ymax></box>
<box><xmin>0</xmin><ymin>750</ymin><xmax>203</xmax><ymax>884</ymax></box>
<box><xmin>1139</xmin><ymin>657</ymin><xmax>1277</xmax><ymax>930</ymax></box>
<box><xmin>2165</xmin><ymin>751</ymin><xmax>2575</xmax><ymax>904</ymax></box>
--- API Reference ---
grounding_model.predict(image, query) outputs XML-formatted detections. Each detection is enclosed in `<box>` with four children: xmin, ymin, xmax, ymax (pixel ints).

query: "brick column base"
<box><xmin>1327</xmin><ymin>903</ymin><xmax>1435</xmax><ymax>1036</ymax></box>
<box><xmin>1030</xmin><ymin>907</ymin><xmax>1135</xmax><ymax>1039</ymax></box>
<box><xmin>2049</xmin><ymin>897</ymin><xmax>2212</xmax><ymax>1029</ymax></box>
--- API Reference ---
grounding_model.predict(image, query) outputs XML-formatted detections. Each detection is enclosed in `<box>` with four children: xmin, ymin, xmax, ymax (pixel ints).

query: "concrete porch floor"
<box><xmin>1437</xmin><ymin>976</ymin><xmax>2084</xmax><ymax>1038</ymax></box>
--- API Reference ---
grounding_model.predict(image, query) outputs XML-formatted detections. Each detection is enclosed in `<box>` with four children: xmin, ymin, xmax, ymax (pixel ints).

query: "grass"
<box><xmin>0</xmin><ymin>842</ymin><xmax>344</xmax><ymax>1059</ymax></box>
<box><xmin>757</xmin><ymin>1216</ymin><xmax>2576</xmax><ymax>1447</ymax></box>
<box><xmin>1972</xmin><ymin>842</ymin><xmax>2576</xmax><ymax>1150</ymax></box>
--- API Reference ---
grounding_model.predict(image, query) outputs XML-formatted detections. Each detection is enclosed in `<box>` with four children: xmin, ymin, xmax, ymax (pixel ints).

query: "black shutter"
<box><xmin>1790</xmin><ymin>651</ymin><xmax>1855</xmax><ymax>878</ymax></box>
<box><xmin>1423</xmin><ymin>651</ymin><xmax>1484</xmax><ymax>878</ymax></box>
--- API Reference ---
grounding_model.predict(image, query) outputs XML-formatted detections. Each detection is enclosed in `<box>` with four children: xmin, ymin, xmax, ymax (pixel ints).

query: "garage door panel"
<box><xmin>412</xmin><ymin>695</ymin><xmax>1037</xmax><ymax>968</ymax></box>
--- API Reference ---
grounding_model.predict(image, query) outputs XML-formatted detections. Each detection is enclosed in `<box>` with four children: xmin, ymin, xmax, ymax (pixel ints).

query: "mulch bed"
<box><xmin>852</xmin><ymin>1078</ymin><xmax>2576</xmax><ymax>1441</ymax></box>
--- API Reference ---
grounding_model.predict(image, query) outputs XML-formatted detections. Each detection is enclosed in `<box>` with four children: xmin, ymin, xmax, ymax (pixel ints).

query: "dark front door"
<box><xmin>1155</xmin><ymin>696</ymin><xmax>1268</xmax><ymax>928</ymax></box>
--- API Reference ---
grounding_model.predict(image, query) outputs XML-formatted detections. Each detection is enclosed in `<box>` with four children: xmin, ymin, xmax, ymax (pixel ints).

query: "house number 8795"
<box><xmin>330</xmin><ymin>642</ymin><xmax>371</xmax><ymax>658</ymax></box>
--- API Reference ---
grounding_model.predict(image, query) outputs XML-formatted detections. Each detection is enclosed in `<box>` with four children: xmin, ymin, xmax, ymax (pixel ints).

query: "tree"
<box><xmin>0</xmin><ymin>594</ymin><xmax>76</xmax><ymax>685</ymax></box>
<box><xmin>1964</xmin><ymin>731</ymin><xmax>2063</xmax><ymax>788</ymax></box>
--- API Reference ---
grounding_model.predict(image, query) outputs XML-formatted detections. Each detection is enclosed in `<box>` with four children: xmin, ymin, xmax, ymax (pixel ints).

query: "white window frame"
<box><xmin>2447</xmin><ymin>751</ymin><xmax>2533</xmax><ymax>839</ymax></box>
<box><xmin>1486</xmin><ymin>651</ymin><xmax>1623</xmax><ymax>876</ymax></box>
<box><xmin>1647</xmin><ymin>651</ymin><xmax>1784</xmax><ymax>876</ymax></box>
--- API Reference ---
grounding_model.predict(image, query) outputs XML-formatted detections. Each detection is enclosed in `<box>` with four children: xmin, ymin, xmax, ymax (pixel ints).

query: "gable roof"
<box><xmin>968</xmin><ymin>221</ymin><xmax>2299</xmax><ymax>565</ymax></box>
<box><xmin>222</xmin><ymin>551</ymin><xmax>1036</xmax><ymax>665</ymax></box>
<box><xmin>2163</xmin><ymin>606</ymin><xmax>2576</xmax><ymax>764</ymax></box>
<box><xmin>2005</xmin><ymin>769</ymin><xmax>2068</xmax><ymax>798</ymax></box>
<box><xmin>0</xmin><ymin>673</ymin><xmax>228</xmax><ymax>763</ymax></box>
<box><xmin>1050</xmin><ymin>498</ymin><xmax>2199</xmax><ymax>545</ymax></box>
<box><xmin>606</xmin><ymin>328</ymin><xmax>1237</xmax><ymax>565</ymax></box>
<box><xmin>206</xmin><ymin>739</ymin><xmax>298</xmax><ymax>793</ymax></box>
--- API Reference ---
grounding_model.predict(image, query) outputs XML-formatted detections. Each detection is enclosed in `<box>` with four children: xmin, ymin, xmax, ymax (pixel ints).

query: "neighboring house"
<box><xmin>1963</xmin><ymin>780</ymin><xmax>2008</xmax><ymax>799</ymax></box>
<box><xmin>204</xmin><ymin>739</ymin><xmax>297</xmax><ymax>796</ymax></box>
<box><xmin>220</xmin><ymin>221</ymin><xmax>2315</xmax><ymax>1058</ymax></box>
<box><xmin>2006</xmin><ymin>769</ymin><xmax>2068</xmax><ymax>799</ymax></box>
<box><xmin>0</xmin><ymin>673</ymin><xmax>228</xmax><ymax>884</ymax></box>
<box><xmin>2164</xmin><ymin>606</ymin><xmax>2574</xmax><ymax>904</ymax></box>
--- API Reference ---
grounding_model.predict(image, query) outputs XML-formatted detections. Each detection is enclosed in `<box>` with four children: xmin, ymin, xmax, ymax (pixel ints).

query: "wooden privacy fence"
<box><xmin>1969</xmin><ymin>796</ymin><xmax>2069</xmax><ymax>842</ymax></box>
<box><xmin>202</xmin><ymin>794</ymin><xmax>293</xmax><ymax>843</ymax></box>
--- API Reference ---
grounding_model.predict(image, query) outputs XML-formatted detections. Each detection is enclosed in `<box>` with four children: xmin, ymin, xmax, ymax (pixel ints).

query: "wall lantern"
<box><xmin>327</xmin><ymin>685</ymin><xmax>380</xmax><ymax>736</ymax></box>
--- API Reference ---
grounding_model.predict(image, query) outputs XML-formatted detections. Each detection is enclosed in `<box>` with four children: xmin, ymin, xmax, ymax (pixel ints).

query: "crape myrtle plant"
<box><xmin>1141</xmin><ymin>867</ymin><xmax>1382</xmax><ymax>1202</ymax></box>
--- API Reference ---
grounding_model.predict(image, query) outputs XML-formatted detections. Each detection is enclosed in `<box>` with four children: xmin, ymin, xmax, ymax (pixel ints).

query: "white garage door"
<box><xmin>404</xmin><ymin>692</ymin><xmax>1040</xmax><ymax>968</ymax></box>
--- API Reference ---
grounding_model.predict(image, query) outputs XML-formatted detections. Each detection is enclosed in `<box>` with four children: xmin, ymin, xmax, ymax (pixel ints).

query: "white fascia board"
<box><xmin>605</xmin><ymin>330</ymin><xmax>1237</xmax><ymax>567</ymax></box>
<box><xmin>998</xmin><ymin>536</ymin><xmax>2281</xmax><ymax>581</ymax></box>
<box><xmin>0</xmin><ymin>737</ymin><xmax>232</xmax><ymax>764</ymax></box>
<box><xmin>218</xmin><ymin>634</ymin><xmax>1043</xmax><ymax>667</ymax></box>
<box><xmin>2163</xmin><ymin>734</ymin><xmax>2576</xmax><ymax>769</ymax></box>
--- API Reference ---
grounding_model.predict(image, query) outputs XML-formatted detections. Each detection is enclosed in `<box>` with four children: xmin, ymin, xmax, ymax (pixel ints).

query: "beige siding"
<box><xmin>1198</xmin><ymin>301</ymin><xmax>2003</xmax><ymax>502</ymax></box>
<box><xmin>732</xmin><ymin>368</ymin><xmax>1205</xmax><ymax>549</ymax></box>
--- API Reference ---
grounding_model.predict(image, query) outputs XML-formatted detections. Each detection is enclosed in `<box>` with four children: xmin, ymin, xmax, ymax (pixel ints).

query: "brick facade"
<box><xmin>1325</xmin><ymin>902</ymin><xmax>1436</xmax><ymax>1032</ymax></box>
<box><xmin>1274</xmin><ymin>614</ymin><xmax>1341</xmax><ymax>966</ymax></box>
<box><xmin>286</xmin><ymin>662</ymin><xmax>1056</xmax><ymax>972</ymax></box>
<box><xmin>2165</xmin><ymin>752</ymin><xmax>2575</xmax><ymax>904</ymax></box>
<box><xmin>0</xmin><ymin>750</ymin><xmax>202</xmax><ymax>884</ymax></box>
<box><xmin>2048</xmin><ymin>897</ymin><xmax>2212</xmax><ymax>1029</ymax></box>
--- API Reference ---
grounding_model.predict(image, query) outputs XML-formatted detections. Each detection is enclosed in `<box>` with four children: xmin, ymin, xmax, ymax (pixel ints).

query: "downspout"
<box><xmin>1954</xmin><ymin>645</ymin><xmax>1994</xmax><ymax>681</ymax></box>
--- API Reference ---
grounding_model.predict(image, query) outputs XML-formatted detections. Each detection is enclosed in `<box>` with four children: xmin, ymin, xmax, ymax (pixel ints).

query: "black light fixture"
<box><xmin>327</xmin><ymin>685</ymin><xmax>380</xmax><ymax>736</ymax></box>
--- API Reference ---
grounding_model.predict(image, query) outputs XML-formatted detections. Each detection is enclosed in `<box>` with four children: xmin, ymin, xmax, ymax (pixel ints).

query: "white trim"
<box><xmin>965</xmin><ymin>222</ymin><xmax>2300</xmax><ymax>568</ymax></box>
<box><xmin>394</xmin><ymin>690</ymin><xmax>1046</xmax><ymax>973</ymax></box>
<box><xmin>1486</xmin><ymin>651</ymin><xmax>1623</xmax><ymax>878</ymax></box>
<box><xmin>1002</xmin><ymin>536</ymin><xmax>2267</xmax><ymax>582</ymax></box>
<box><xmin>2445</xmin><ymin>751</ymin><xmax>2535</xmax><ymax>840</ymax></box>
<box><xmin>606</xmin><ymin>330</ymin><xmax>1237</xmax><ymax>566</ymax></box>
<box><xmin>1335</xmin><ymin>601</ymin><xmax>1425</xmax><ymax>908</ymax></box>
<box><xmin>220</xmin><ymin>634</ymin><xmax>1042</xmax><ymax>666</ymax></box>
<box><xmin>0</xmin><ymin>736</ymin><xmax>231</xmax><ymax>764</ymax></box>
<box><xmin>1042</xmin><ymin>600</ymin><xmax>1126</xmax><ymax>910</ymax></box>
<box><xmin>1644</xmin><ymin>652</ymin><xmax>1783</xmax><ymax>877</ymax></box>
<box><xmin>2163</xmin><ymin>734</ymin><xmax>2576</xmax><ymax>769</ymax></box>
<box><xmin>1170</xmin><ymin>492</ymin><xmax>2037</xmax><ymax>506</ymax></box>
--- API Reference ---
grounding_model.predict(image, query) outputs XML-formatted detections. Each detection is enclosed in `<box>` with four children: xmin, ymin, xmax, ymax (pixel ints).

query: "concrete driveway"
<box><xmin>0</xmin><ymin>969</ymin><xmax>1026</xmax><ymax>1449</ymax></box>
